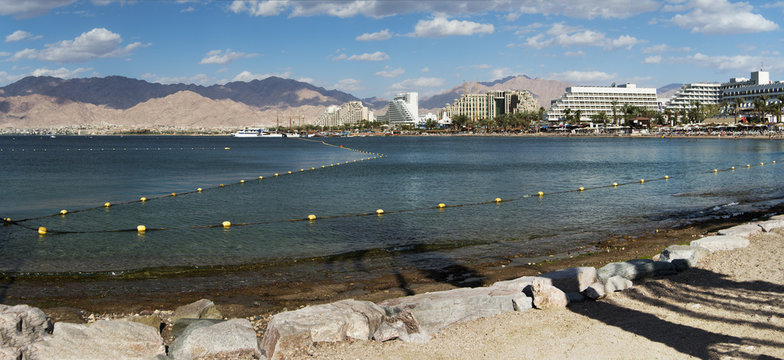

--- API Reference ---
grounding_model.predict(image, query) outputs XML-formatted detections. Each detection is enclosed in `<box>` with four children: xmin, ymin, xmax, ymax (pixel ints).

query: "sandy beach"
<box><xmin>290</xmin><ymin>227</ymin><xmax>784</xmax><ymax>359</ymax></box>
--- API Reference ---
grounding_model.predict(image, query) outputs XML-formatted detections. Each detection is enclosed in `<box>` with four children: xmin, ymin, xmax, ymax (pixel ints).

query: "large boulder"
<box><xmin>26</xmin><ymin>320</ymin><xmax>165</xmax><ymax>360</ymax></box>
<box><xmin>491</xmin><ymin>276</ymin><xmax>540</xmax><ymax>292</ymax></box>
<box><xmin>168</xmin><ymin>319</ymin><xmax>261</xmax><ymax>360</ymax></box>
<box><xmin>261</xmin><ymin>299</ymin><xmax>385</xmax><ymax>360</ymax></box>
<box><xmin>539</xmin><ymin>267</ymin><xmax>597</xmax><ymax>293</ymax></box>
<box><xmin>659</xmin><ymin>245</ymin><xmax>710</xmax><ymax>268</ymax></box>
<box><xmin>172</xmin><ymin>299</ymin><xmax>222</xmax><ymax>323</ymax></box>
<box><xmin>690</xmin><ymin>235</ymin><xmax>749</xmax><ymax>252</ymax></box>
<box><xmin>717</xmin><ymin>224</ymin><xmax>761</xmax><ymax>238</ymax></box>
<box><xmin>530</xmin><ymin>278</ymin><xmax>568</xmax><ymax>309</ymax></box>
<box><xmin>757</xmin><ymin>220</ymin><xmax>784</xmax><ymax>232</ymax></box>
<box><xmin>597</xmin><ymin>259</ymin><xmax>676</xmax><ymax>282</ymax></box>
<box><xmin>0</xmin><ymin>304</ymin><xmax>51</xmax><ymax>359</ymax></box>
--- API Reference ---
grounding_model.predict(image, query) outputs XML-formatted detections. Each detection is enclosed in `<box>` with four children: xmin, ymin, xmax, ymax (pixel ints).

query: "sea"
<box><xmin>1</xmin><ymin>135</ymin><xmax>784</xmax><ymax>277</ymax></box>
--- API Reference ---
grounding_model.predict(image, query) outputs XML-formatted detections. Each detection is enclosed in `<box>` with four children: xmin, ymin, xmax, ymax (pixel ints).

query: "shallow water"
<box><xmin>1</xmin><ymin>136</ymin><xmax>783</xmax><ymax>275</ymax></box>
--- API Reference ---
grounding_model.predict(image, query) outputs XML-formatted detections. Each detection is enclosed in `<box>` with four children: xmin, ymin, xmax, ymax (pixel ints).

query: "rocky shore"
<box><xmin>4</xmin><ymin>216</ymin><xmax>783</xmax><ymax>359</ymax></box>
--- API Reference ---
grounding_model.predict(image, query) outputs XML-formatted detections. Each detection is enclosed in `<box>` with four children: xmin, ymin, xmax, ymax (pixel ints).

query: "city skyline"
<box><xmin>1</xmin><ymin>0</ymin><xmax>783</xmax><ymax>99</ymax></box>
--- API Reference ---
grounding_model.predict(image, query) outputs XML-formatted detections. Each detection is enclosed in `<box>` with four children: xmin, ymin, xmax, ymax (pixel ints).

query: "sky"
<box><xmin>0</xmin><ymin>0</ymin><xmax>783</xmax><ymax>99</ymax></box>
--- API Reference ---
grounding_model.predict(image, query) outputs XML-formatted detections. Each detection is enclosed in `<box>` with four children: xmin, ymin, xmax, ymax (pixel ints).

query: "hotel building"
<box><xmin>314</xmin><ymin>101</ymin><xmax>375</xmax><ymax>128</ymax></box>
<box><xmin>546</xmin><ymin>84</ymin><xmax>659</xmax><ymax>124</ymax></box>
<box><xmin>663</xmin><ymin>83</ymin><xmax>721</xmax><ymax>112</ymax></box>
<box><xmin>442</xmin><ymin>90</ymin><xmax>538</xmax><ymax>122</ymax></box>
<box><xmin>720</xmin><ymin>71</ymin><xmax>784</xmax><ymax>118</ymax></box>
<box><xmin>381</xmin><ymin>92</ymin><xmax>419</xmax><ymax>126</ymax></box>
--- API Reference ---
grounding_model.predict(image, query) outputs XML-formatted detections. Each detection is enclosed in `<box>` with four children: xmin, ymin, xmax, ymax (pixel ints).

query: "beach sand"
<box><xmin>293</xmin><ymin>228</ymin><xmax>784</xmax><ymax>359</ymax></box>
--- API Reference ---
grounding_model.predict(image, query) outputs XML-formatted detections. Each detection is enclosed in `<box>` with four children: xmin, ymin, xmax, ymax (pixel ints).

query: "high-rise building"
<box><xmin>314</xmin><ymin>101</ymin><xmax>374</xmax><ymax>128</ymax></box>
<box><xmin>664</xmin><ymin>83</ymin><xmax>721</xmax><ymax>112</ymax></box>
<box><xmin>381</xmin><ymin>92</ymin><xmax>419</xmax><ymax>126</ymax></box>
<box><xmin>720</xmin><ymin>70</ymin><xmax>784</xmax><ymax>119</ymax></box>
<box><xmin>546</xmin><ymin>84</ymin><xmax>659</xmax><ymax>124</ymax></box>
<box><xmin>442</xmin><ymin>90</ymin><xmax>537</xmax><ymax>122</ymax></box>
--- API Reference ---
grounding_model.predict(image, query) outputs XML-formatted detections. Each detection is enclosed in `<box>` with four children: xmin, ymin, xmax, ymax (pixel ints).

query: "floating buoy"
<box><xmin>494</xmin><ymin>197</ymin><xmax>502</xmax><ymax>203</ymax></box>
<box><xmin>731</xmin><ymin>166</ymin><xmax>735</xmax><ymax>170</ymax></box>
<box><xmin>321</xmin><ymin>166</ymin><xmax>325</xmax><ymax>168</ymax></box>
<box><xmin>578</xmin><ymin>187</ymin><xmax>585</xmax><ymax>192</ymax></box>
<box><xmin>220</xmin><ymin>184</ymin><xmax>225</xmax><ymax>187</ymax></box>
<box><xmin>140</xmin><ymin>197</ymin><xmax>147</xmax><ymax>202</ymax></box>
<box><xmin>612</xmin><ymin>182</ymin><xmax>618</xmax><ymax>187</ymax></box>
<box><xmin>274</xmin><ymin>173</ymin><xmax>279</xmax><ymax>177</ymax></box>
<box><xmin>224</xmin><ymin>147</ymin><xmax>230</xmax><ymax>150</ymax></box>
<box><xmin>38</xmin><ymin>227</ymin><xmax>47</xmax><ymax>235</ymax></box>
<box><xmin>761</xmin><ymin>162</ymin><xmax>765</xmax><ymax>166</ymax></box>
<box><xmin>640</xmin><ymin>179</ymin><xmax>645</xmax><ymax>184</ymax></box>
<box><xmin>774</xmin><ymin>161</ymin><xmax>777</xmax><ymax>164</ymax></box>
<box><xmin>664</xmin><ymin>175</ymin><xmax>669</xmax><ymax>179</ymax></box>
<box><xmin>307</xmin><ymin>214</ymin><xmax>317</xmax><ymax>221</ymax></box>
<box><xmin>240</xmin><ymin>180</ymin><xmax>245</xmax><ymax>183</ymax></box>
<box><xmin>222</xmin><ymin>221</ymin><xmax>231</xmax><ymax>228</ymax></box>
<box><xmin>376</xmin><ymin>209</ymin><xmax>384</xmax><ymax>215</ymax></box>
<box><xmin>137</xmin><ymin>225</ymin><xmax>146</xmax><ymax>233</ymax></box>
<box><xmin>171</xmin><ymin>192</ymin><xmax>176</xmax><ymax>197</ymax></box>
<box><xmin>300</xmin><ymin>169</ymin><xmax>304</xmax><ymax>172</ymax></box>
<box><xmin>258</xmin><ymin>176</ymin><xmax>263</xmax><ymax>180</ymax></box>
<box><xmin>438</xmin><ymin>203</ymin><xmax>446</xmax><ymax>208</ymax></box>
<box><xmin>713</xmin><ymin>169</ymin><xmax>718</xmax><ymax>173</ymax></box>
<box><xmin>747</xmin><ymin>164</ymin><xmax>751</xmax><ymax>168</ymax></box>
<box><xmin>104</xmin><ymin>202</ymin><xmax>111</xmax><ymax>208</ymax></box>
<box><xmin>311</xmin><ymin>167</ymin><xmax>315</xmax><ymax>170</ymax></box>
<box><xmin>59</xmin><ymin>209</ymin><xmax>68</xmax><ymax>215</ymax></box>
<box><xmin>197</xmin><ymin>188</ymin><xmax>202</xmax><ymax>192</ymax></box>
<box><xmin>538</xmin><ymin>191</ymin><xmax>544</xmax><ymax>197</ymax></box>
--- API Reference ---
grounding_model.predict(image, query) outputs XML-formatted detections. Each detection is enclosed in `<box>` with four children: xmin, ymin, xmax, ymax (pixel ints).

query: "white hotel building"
<box><xmin>546</xmin><ymin>83</ymin><xmax>659</xmax><ymax>125</ymax></box>
<box><xmin>664</xmin><ymin>83</ymin><xmax>722</xmax><ymax>112</ymax></box>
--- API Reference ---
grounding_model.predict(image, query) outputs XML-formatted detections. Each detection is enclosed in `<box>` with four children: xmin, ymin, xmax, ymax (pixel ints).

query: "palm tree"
<box><xmin>753</xmin><ymin>95</ymin><xmax>769</xmax><ymax>123</ymax></box>
<box><xmin>775</xmin><ymin>95</ymin><xmax>784</xmax><ymax>123</ymax></box>
<box><xmin>732</xmin><ymin>97</ymin><xmax>744</xmax><ymax>124</ymax></box>
<box><xmin>610</xmin><ymin>99</ymin><xmax>619</xmax><ymax>126</ymax></box>
<box><xmin>563</xmin><ymin>108</ymin><xmax>572</xmax><ymax>125</ymax></box>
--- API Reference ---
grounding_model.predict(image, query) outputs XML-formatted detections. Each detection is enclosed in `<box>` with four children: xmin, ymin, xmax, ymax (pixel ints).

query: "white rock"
<box><xmin>540</xmin><ymin>267</ymin><xmax>598</xmax><ymax>293</ymax></box>
<box><xmin>531</xmin><ymin>278</ymin><xmax>568</xmax><ymax>309</ymax></box>
<box><xmin>690</xmin><ymin>235</ymin><xmax>750</xmax><ymax>252</ymax></box>
<box><xmin>169</xmin><ymin>319</ymin><xmax>261</xmax><ymax>360</ymax></box>
<box><xmin>717</xmin><ymin>224</ymin><xmax>761</xmax><ymax>239</ymax></box>
<box><xmin>597</xmin><ymin>259</ymin><xmax>676</xmax><ymax>282</ymax></box>
<box><xmin>659</xmin><ymin>245</ymin><xmax>710</xmax><ymax>268</ymax></box>
<box><xmin>584</xmin><ymin>282</ymin><xmax>606</xmax><ymax>300</ymax></box>
<box><xmin>757</xmin><ymin>220</ymin><xmax>784</xmax><ymax>232</ymax></box>
<box><xmin>605</xmin><ymin>275</ymin><xmax>633</xmax><ymax>292</ymax></box>
<box><xmin>171</xmin><ymin>299</ymin><xmax>222</xmax><ymax>323</ymax></box>
<box><xmin>0</xmin><ymin>304</ymin><xmax>51</xmax><ymax>350</ymax></box>
<box><xmin>27</xmin><ymin>320</ymin><xmax>165</xmax><ymax>360</ymax></box>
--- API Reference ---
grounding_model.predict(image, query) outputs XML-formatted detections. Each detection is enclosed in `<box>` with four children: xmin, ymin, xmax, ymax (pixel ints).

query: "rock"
<box><xmin>490</xmin><ymin>276</ymin><xmax>541</xmax><ymax>292</ymax></box>
<box><xmin>605</xmin><ymin>275</ymin><xmax>633</xmax><ymax>293</ymax></box>
<box><xmin>690</xmin><ymin>235</ymin><xmax>750</xmax><ymax>252</ymax></box>
<box><xmin>717</xmin><ymin>224</ymin><xmax>761</xmax><ymax>238</ymax></box>
<box><xmin>512</xmin><ymin>294</ymin><xmax>533</xmax><ymax>311</ymax></box>
<box><xmin>597</xmin><ymin>259</ymin><xmax>676</xmax><ymax>282</ymax></box>
<box><xmin>0</xmin><ymin>304</ymin><xmax>51</xmax><ymax>347</ymax></box>
<box><xmin>379</xmin><ymin>287</ymin><xmax>527</xmax><ymax>337</ymax></box>
<box><xmin>659</xmin><ymin>245</ymin><xmax>710</xmax><ymax>268</ymax></box>
<box><xmin>540</xmin><ymin>267</ymin><xmax>598</xmax><ymax>293</ymax></box>
<box><xmin>172</xmin><ymin>299</ymin><xmax>222</xmax><ymax>323</ymax></box>
<box><xmin>27</xmin><ymin>319</ymin><xmax>165</xmax><ymax>359</ymax></box>
<box><xmin>373</xmin><ymin>308</ymin><xmax>427</xmax><ymax>344</ymax></box>
<box><xmin>168</xmin><ymin>319</ymin><xmax>261</xmax><ymax>360</ymax></box>
<box><xmin>530</xmin><ymin>278</ymin><xmax>568</xmax><ymax>309</ymax></box>
<box><xmin>757</xmin><ymin>220</ymin><xmax>784</xmax><ymax>232</ymax></box>
<box><xmin>768</xmin><ymin>214</ymin><xmax>784</xmax><ymax>221</ymax></box>
<box><xmin>584</xmin><ymin>282</ymin><xmax>606</xmax><ymax>300</ymax></box>
<box><xmin>121</xmin><ymin>315</ymin><xmax>162</xmax><ymax>332</ymax></box>
<box><xmin>170</xmin><ymin>318</ymin><xmax>224</xmax><ymax>340</ymax></box>
<box><xmin>261</xmin><ymin>299</ymin><xmax>385</xmax><ymax>360</ymax></box>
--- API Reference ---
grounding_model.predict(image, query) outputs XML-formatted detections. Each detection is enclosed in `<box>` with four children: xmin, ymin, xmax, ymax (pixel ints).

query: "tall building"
<box><xmin>442</xmin><ymin>90</ymin><xmax>537</xmax><ymax>122</ymax></box>
<box><xmin>664</xmin><ymin>83</ymin><xmax>721</xmax><ymax>112</ymax></box>
<box><xmin>546</xmin><ymin>83</ymin><xmax>659</xmax><ymax>124</ymax></box>
<box><xmin>720</xmin><ymin>70</ymin><xmax>784</xmax><ymax>119</ymax></box>
<box><xmin>381</xmin><ymin>92</ymin><xmax>419</xmax><ymax>126</ymax></box>
<box><xmin>314</xmin><ymin>101</ymin><xmax>374</xmax><ymax>128</ymax></box>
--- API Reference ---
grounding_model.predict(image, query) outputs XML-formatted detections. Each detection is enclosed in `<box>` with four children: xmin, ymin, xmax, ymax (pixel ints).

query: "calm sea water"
<box><xmin>1</xmin><ymin>135</ymin><xmax>784</xmax><ymax>275</ymax></box>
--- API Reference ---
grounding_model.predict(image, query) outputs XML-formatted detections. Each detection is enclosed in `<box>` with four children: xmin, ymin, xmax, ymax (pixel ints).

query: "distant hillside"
<box><xmin>0</xmin><ymin>76</ymin><xmax>365</xmax><ymax>110</ymax></box>
<box><xmin>419</xmin><ymin>75</ymin><xmax>572</xmax><ymax>112</ymax></box>
<box><xmin>657</xmin><ymin>83</ymin><xmax>683</xmax><ymax>100</ymax></box>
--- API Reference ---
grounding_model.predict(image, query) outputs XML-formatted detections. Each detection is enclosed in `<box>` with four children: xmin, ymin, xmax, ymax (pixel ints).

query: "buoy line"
<box><xmin>0</xmin><ymin>147</ymin><xmax>221</xmax><ymax>152</ymax></box>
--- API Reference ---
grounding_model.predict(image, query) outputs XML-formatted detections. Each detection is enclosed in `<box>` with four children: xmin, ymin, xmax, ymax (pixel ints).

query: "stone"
<box><xmin>540</xmin><ymin>267</ymin><xmax>598</xmax><ymax>293</ymax></box>
<box><xmin>597</xmin><ymin>259</ymin><xmax>676</xmax><ymax>282</ymax></box>
<box><xmin>717</xmin><ymin>224</ymin><xmax>761</xmax><ymax>238</ymax></box>
<box><xmin>605</xmin><ymin>275</ymin><xmax>633</xmax><ymax>293</ymax></box>
<box><xmin>121</xmin><ymin>315</ymin><xmax>162</xmax><ymax>332</ymax></box>
<box><xmin>0</xmin><ymin>304</ymin><xmax>51</xmax><ymax>349</ymax></box>
<box><xmin>261</xmin><ymin>299</ymin><xmax>385</xmax><ymax>360</ymax></box>
<box><xmin>530</xmin><ymin>278</ymin><xmax>568</xmax><ymax>310</ymax></box>
<box><xmin>660</xmin><ymin>245</ymin><xmax>710</xmax><ymax>268</ymax></box>
<box><xmin>512</xmin><ymin>294</ymin><xmax>533</xmax><ymax>311</ymax></box>
<box><xmin>373</xmin><ymin>308</ymin><xmax>427</xmax><ymax>344</ymax></box>
<box><xmin>584</xmin><ymin>282</ymin><xmax>606</xmax><ymax>300</ymax></box>
<box><xmin>170</xmin><ymin>318</ymin><xmax>224</xmax><ymax>340</ymax></box>
<box><xmin>768</xmin><ymin>214</ymin><xmax>784</xmax><ymax>221</ymax></box>
<box><xmin>27</xmin><ymin>319</ymin><xmax>165</xmax><ymax>359</ymax></box>
<box><xmin>172</xmin><ymin>299</ymin><xmax>222</xmax><ymax>323</ymax></box>
<box><xmin>690</xmin><ymin>235</ymin><xmax>750</xmax><ymax>252</ymax></box>
<box><xmin>168</xmin><ymin>319</ymin><xmax>261</xmax><ymax>360</ymax></box>
<box><xmin>757</xmin><ymin>220</ymin><xmax>784</xmax><ymax>232</ymax></box>
<box><xmin>490</xmin><ymin>276</ymin><xmax>541</xmax><ymax>292</ymax></box>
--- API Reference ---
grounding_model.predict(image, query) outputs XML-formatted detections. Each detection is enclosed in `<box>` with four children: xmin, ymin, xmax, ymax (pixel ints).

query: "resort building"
<box><xmin>720</xmin><ymin>70</ymin><xmax>784</xmax><ymax>121</ymax></box>
<box><xmin>546</xmin><ymin>83</ymin><xmax>659</xmax><ymax>125</ymax></box>
<box><xmin>314</xmin><ymin>101</ymin><xmax>375</xmax><ymax>128</ymax></box>
<box><xmin>381</xmin><ymin>92</ymin><xmax>419</xmax><ymax>126</ymax></box>
<box><xmin>663</xmin><ymin>83</ymin><xmax>721</xmax><ymax>112</ymax></box>
<box><xmin>442</xmin><ymin>90</ymin><xmax>538</xmax><ymax>122</ymax></box>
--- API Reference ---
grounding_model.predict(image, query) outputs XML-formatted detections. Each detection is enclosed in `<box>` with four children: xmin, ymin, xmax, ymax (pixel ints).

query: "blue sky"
<box><xmin>1</xmin><ymin>0</ymin><xmax>783</xmax><ymax>99</ymax></box>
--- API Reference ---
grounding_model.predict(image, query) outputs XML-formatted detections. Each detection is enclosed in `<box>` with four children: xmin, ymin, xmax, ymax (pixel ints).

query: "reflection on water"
<box><xmin>1</xmin><ymin>136</ymin><xmax>784</xmax><ymax>274</ymax></box>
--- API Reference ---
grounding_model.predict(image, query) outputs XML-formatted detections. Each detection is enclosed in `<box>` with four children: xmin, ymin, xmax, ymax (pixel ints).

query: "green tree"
<box><xmin>610</xmin><ymin>99</ymin><xmax>619</xmax><ymax>126</ymax></box>
<box><xmin>590</xmin><ymin>111</ymin><xmax>609</xmax><ymax>129</ymax></box>
<box><xmin>732</xmin><ymin>97</ymin><xmax>744</xmax><ymax>124</ymax></box>
<box><xmin>451</xmin><ymin>114</ymin><xmax>469</xmax><ymax>130</ymax></box>
<box><xmin>775</xmin><ymin>95</ymin><xmax>784</xmax><ymax>124</ymax></box>
<box><xmin>753</xmin><ymin>95</ymin><xmax>769</xmax><ymax>123</ymax></box>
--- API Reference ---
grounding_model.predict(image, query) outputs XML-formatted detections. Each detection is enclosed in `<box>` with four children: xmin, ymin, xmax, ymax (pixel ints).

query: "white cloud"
<box><xmin>643</xmin><ymin>44</ymin><xmax>692</xmax><ymax>54</ymax></box>
<box><xmin>550</xmin><ymin>70</ymin><xmax>617</xmax><ymax>83</ymax></box>
<box><xmin>199</xmin><ymin>49</ymin><xmax>259</xmax><ymax>65</ymax></box>
<box><xmin>673</xmin><ymin>52</ymin><xmax>784</xmax><ymax>72</ymax></box>
<box><xmin>334</xmin><ymin>78</ymin><xmax>362</xmax><ymax>92</ymax></box>
<box><xmin>526</xmin><ymin>23</ymin><xmax>641</xmax><ymax>50</ymax></box>
<box><xmin>229</xmin><ymin>0</ymin><xmax>289</xmax><ymax>16</ymax></box>
<box><xmin>0</xmin><ymin>0</ymin><xmax>75</xmax><ymax>19</ymax></box>
<box><xmin>356</xmin><ymin>29</ymin><xmax>392</xmax><ymax>41</ymax></box>
<box><xmin>297</xmin><ymin>77</ymin><xmax>313</xmax><ymax>83</ymax></box>
<box><xmin>669</xmin><ymin>0</ymin><xmax>778</xmax><ymax>34</ymax></box>
<box><xmin>375</xmin><ymin>67</ymin><xmax>405</xmax><ymax>78</ymax></box>
<box><xmin>30</xmin><ymin>67</ymin><xmax>92</xmax><ymax>78</ymax></box>
<box><xmin>644</xmin><ymin>55</ymin><xmax>662</xmax><ymax>64</ymax></box>
<box><xmin>231</xmin><ymin>70</ymin><xmax>291</xmax><ymax>82</ymax></box>
<box><xmin>411</xmin><ymin>16</ymin><xmax>494</xmax><ymax>37</ymax></box>
<box><xmin>514</xmin><ymin>0</ymin><xmax>659</xmax><ymax>19</ymax></box>
<box><xmin>142</xmin><ymin>73</ymin><xmax>212</xmax><ymax>85</ymax></box>
<box><xmin>0</xmin><ymin>51</ymin><xmax>10</xmax><ymax>57</ymax></box>
<box><xmin>390</xmin><ymin>77</ymin><xmax>445</xmax><ymax>91</ymax></box>
<box><xmin>10</xmin><ymin>28</ymin><xmax>148</xmax><ymax>63</ymax></box>
<box><xmin>420</xmin><ymin>67</ymin><xmax>430</xmax><ymax>73</ymax></box>
<box><xmin>564</xmin><ymin>50</ymin><xmax>584</xmax><ymax>57</ymax></box>
<box><xmin>346</xmin><ymin>51</ymin><xmax>389</xmax><ymax>61</ymax></box>
<box><xmin>5</xmin><ymin>30</ymin><xmax>41</xmax><ymax>42</ymax></box>
<box><xmin>491</xmin><ymin>67</ymin><xmax>514</xmax><ymax>80</ymax></box>
<box><xmin>180</xmin><ymin>6</ymin><xmax>195</xmax><ymax>13</ymax></box>
<box><xmin>0</xmin><ymin>71</ymin><xmax>25</xmax><ymax>85</ymax></box>
<box><xmin>331</xmin><ymin>53</ymin><xmax>347</xmax><ymax>61</ymax></box>
<box><xmin>473</xmin><ymin>64</ymin><xmax>492</xmax><ymax>69</ymax></box>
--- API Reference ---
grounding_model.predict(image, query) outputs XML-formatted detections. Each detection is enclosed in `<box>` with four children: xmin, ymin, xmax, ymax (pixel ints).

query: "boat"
<box><xmin>232</xmin><ymin>129</ymin><xmax>285</xmax><ymax>138</ymax></box>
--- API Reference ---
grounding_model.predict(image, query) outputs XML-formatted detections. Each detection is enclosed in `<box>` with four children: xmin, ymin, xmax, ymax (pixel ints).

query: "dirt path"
<box><xmin>302</xmin><ymin>229</ymin><xmax>784</xmax><ymax>359</ymax></box>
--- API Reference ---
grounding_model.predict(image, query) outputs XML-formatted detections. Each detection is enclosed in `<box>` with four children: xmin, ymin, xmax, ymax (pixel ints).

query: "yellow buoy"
<box><xmin>664</xmin><ymin>175</ymin><xmax>669</xmax><ymax>180</ymax></box>
<box><xmin>274</xmin><ymin>173</ymin><xmax>279</xmax><ymax>177</ymax></box>
<box><xmin>300</xmin><ymin>169</ymin><xmax>304</xmax><ymax>172</ymax></box>
<box><xmin>240</xmin><ymin>180</ymin><xmax>245</xmax><ymax>183</ymax></box>
<box><xmin>287</xmin><ymin>171</ymin><xmax>292</xmax><ymax>174</ymax></box>
<box><xmin>222</xmin><ymin>221</ymin><xmax>231</xmax><ymax>228</ymax></box>
<box><xmin>640</xmin><ymin>179</ymin><xmax>645</xmax><ymax>184</ymax></box>
<box><xmin>311</xmin><ymin>167</ymin><xmax>315</xmax><ymax>170</ymax></box>
<box><xmin>219</xmin><ymin>184</ymin><xmax>225</xmax><ymax>187</ymax></box>
<box><xmin>38</xmin><ymin>227</ymin><xmax>47</xmax><ymax>235</ymax></box>
<box><xmin>731</xmin><ymin>166</ymin><xmax>735</xmax><ymax>170</ymax></box>
<box><xmin>495</xmin><ymin>197</ymin><xmax>502</xmax><ymax>203</ymax></box>
<box><xmin>60</xmin><ymin>209</ymin><xmax>68</xmax><ymax>215</ymax></box>
<box><xmin>538</xmin><ymin>191</ymin><xmax>544</xmax><ymax>197</ymax></box>
<box><xmin>140</xmin><ymin>197</ymin><xmax>147</xmax><ymax>202</ymax></box>
<box><xmin>713</xmin><ymin>169</ymin><xmax>718</xmax><ymax>173</ymax></box>
<box><xmin>774</xmin><ymin>161</ymin><xmax>777</xmax><ymax>164</ymax></box>
<box><xmin>104</xmin><ymin>202</ymin><xmax>111</xmax><ymax>208</ymax></box>
<box><xmin>137</xmin><ymin>225</ymin><xmax>146</xmax><ymax>233</ymax></box>
<box><xmin>307</xmin><ymin>214</ymin><xmax>317</xmax><ymax>221</ymax></box>
<box><xmin>259</xmin><ymin>176</ymin><xmax>263</xmax><ymax>179</ymax></box>
<box><xmin>171</xmin><ymin>192</ymin><xmax>176</xmax><ymax>197</ymax></box>
<box><xmin>197</xmin><ymin>188</ymin><xmax>202</xmax><ymax>192</ymax></box>
<box><xmin>747</xmin><ymin>164</ymin><xmax>751</xmax><ymax>168</ymax></box>
<box><xmin>224</xmin><ymin>147</ymin><xmax>230</xmax><ymax>150</ymax></box>
<box><xmin>761</xmin><ymin>162</ymin><xmax>765</xmax><ymax>166</ymax></box>
<box><xmin>612</xmin><ymin>182</ymin><xmax>618</xmax><ymax>187</ymax></box>
<box><xmin>376</xmin><ymin>209</ymin><xmax>384</xmax><ymax>215</ymax></box>
<box><xmin>578</xmin><ymin>187</ymin><xmax>585</xmax><ymax>192</ymax></box>
<box><xmin>438</xmin><ymin>203</ymin><xmax>446</xmax><ymax>208</ymax></box>
<box><xmin>321</xmin><ymin>166</ymin><xmax>325</xmax><ymax>168</ymax></box>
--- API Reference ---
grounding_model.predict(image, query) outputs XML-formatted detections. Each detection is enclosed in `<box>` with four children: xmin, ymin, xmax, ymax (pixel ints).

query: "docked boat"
<box><xmin>232</xmin><ymin>129</ymin><xmax>284</xmax><ymax>138</ymax></box>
